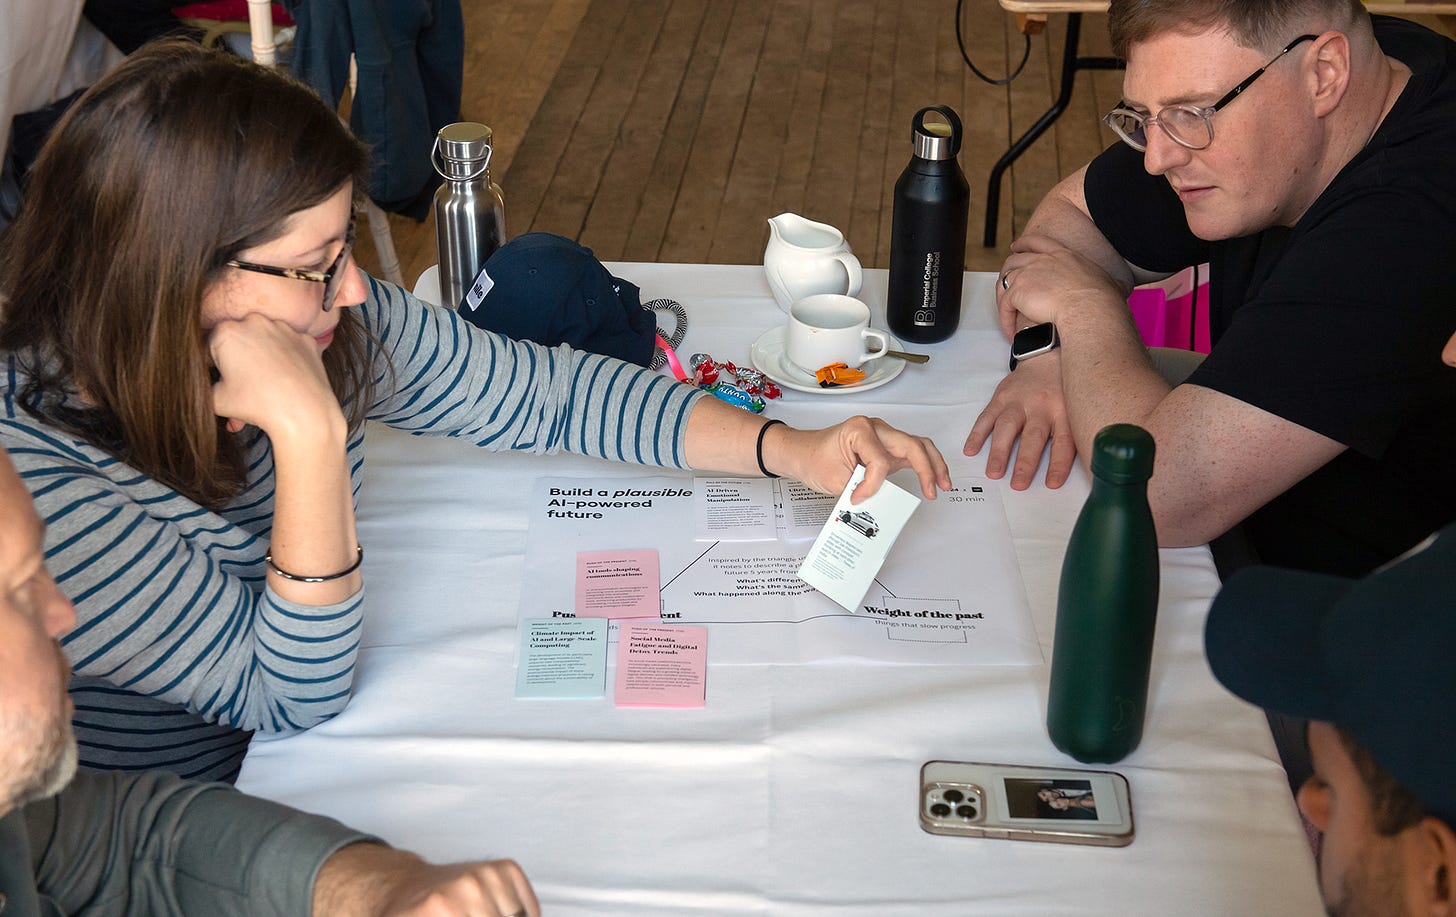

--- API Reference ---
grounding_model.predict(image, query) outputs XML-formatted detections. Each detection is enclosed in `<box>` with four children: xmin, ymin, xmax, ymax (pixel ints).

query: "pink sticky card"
<box><xmin>614</xmin><ymin>623</ymin><xmax>708</xmax><ymax>708</ymax></box>
<box><xmin>575</xmin><ymin>548</ymin><xmax>661</xmax><ymax>619</ymax></box>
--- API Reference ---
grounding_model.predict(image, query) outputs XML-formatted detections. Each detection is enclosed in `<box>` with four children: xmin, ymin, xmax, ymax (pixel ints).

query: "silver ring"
<box><xmin>1000</xmin><ymin>273</ymin><xmax>1011</xmax><ymax>291</ymax></box>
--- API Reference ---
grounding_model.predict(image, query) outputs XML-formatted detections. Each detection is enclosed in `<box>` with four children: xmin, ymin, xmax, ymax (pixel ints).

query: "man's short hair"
<box><xmin>1108</xmin><ymin>0</ymin><xmax>1368</xmax><ymax>57</ymax></box>
<box><xmin>1336</xmin><ymin>725</ymin><xmax>1427</xmax><ymax>836</ymax></box>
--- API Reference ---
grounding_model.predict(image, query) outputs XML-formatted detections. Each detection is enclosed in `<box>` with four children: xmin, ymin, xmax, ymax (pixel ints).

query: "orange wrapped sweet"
<box><xmin>815</xmin><ymin>363</ymin><xmax>867</xmax><ymax>387</ymax></box>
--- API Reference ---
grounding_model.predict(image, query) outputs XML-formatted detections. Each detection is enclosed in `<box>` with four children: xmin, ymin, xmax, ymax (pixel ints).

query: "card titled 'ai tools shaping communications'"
<box><xmin>574</xmin><ymin>548</ymin><xmax>661</xmax><ymax>619</ymax></box>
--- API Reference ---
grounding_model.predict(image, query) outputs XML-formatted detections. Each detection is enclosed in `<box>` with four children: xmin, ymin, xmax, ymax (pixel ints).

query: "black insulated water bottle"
<box><xmin>887</xmin><ymin>105</ymin><xmax>969</xmax><ymax>344</ymax></box>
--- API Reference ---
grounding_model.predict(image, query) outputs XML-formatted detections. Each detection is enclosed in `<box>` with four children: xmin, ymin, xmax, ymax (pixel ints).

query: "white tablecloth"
<box><xmin>237</xmin><ymin>265</ymin><xmax>1323</xmax><ymax>916</ymax></box>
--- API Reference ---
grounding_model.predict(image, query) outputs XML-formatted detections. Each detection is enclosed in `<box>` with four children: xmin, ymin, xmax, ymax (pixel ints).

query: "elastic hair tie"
<box><xmin>756</xmin><ymin>419</ymin><xmax>785</xmax><ymax>478</ymax></box>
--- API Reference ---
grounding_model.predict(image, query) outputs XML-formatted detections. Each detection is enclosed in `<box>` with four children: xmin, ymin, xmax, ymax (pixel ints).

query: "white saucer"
<box><xmin>750</xmin><ymin>326</ymin><xmax>907</xmax><ymax>395</ymax></box>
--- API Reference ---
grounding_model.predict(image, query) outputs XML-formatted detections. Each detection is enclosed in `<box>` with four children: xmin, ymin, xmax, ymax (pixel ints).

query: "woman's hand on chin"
<box><xmin>209</xmin><ymin>314</ymin><xmax>345</xmax><ymax>442</ymax></box>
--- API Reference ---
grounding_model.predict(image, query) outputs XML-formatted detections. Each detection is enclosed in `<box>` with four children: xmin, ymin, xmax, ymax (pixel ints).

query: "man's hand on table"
<box><xmin>967</xmin><ymin>232</ymin><xmax>1134</xmax><ymax>490</ymax></box>
<box><xmin>963</xmin><ymin>354</ymin><xmax>1076</xmax><ymax>490</ymax></box>
<box><xmin>314</xmin><ymin>843</ymin><xmax>540</xmax><ymax>917</ymax></box>
<box><xmin>764</xmin><ymin>415</ymin><xmax>952</xmax><ymax>503</ymax></box>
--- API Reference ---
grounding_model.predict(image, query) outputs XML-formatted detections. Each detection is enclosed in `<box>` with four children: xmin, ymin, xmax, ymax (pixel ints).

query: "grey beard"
<box><xmin>9</xmin><ymin>727</ymin><xmax>78</xmax><ymax>810</ymax></box>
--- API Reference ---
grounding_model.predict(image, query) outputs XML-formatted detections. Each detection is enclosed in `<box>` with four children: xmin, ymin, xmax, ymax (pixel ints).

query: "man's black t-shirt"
<box><xmin>1084</xmin><ymin>16</ymin><xmax>1456</xmax><ymax>576</ymax></box>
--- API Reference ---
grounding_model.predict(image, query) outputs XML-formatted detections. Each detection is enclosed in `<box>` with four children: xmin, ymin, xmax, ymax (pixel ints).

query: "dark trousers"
<box><xmin>83</xmin><ymin>0</ymin><xmax>202</xmax><ymax>54</ymax></box>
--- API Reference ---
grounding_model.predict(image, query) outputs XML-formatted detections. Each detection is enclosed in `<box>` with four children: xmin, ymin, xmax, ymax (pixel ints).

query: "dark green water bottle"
<box><xmin>1046</xmin><ymin>424</ymin><xmax>1160</xmax><ymax>763</ymax></box>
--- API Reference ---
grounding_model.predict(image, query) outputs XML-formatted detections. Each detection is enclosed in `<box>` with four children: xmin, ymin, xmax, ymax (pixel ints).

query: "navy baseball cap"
<box><xmin>1205</xmin><ymin>523</ymin><xmax>1456</xmax><ymax>827</ymax></box>
<box><xmin>458</xmin><ymin>232</ymin><xmax>657</xmax><ymax>366</ymax></box>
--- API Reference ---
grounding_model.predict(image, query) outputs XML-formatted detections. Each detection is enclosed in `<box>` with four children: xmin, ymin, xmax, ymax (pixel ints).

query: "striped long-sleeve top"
<box><xmin>0</xmin><ymin>277</ymin><xmax>703</xmax><ymax>782</ymax></box>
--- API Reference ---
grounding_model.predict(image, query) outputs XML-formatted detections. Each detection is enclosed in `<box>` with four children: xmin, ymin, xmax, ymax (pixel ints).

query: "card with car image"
<box><xmin>797</xmin><ymin>465</ymin><xmax>920</xmax><ymax>612</ymax></box>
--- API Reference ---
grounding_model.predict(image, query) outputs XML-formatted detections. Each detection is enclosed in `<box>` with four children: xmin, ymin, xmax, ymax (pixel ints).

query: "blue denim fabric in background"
<box><xmin>285</xmin><ymin>0</ymin><xmax>464</xmax><ymax>219</ymax></box>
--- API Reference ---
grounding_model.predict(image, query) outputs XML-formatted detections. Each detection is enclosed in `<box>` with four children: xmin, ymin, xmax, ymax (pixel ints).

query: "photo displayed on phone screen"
<box><xmin>1003</xmin><ymin>778</ymin><xmax>1100</xmax><ymax>820</ymax></box>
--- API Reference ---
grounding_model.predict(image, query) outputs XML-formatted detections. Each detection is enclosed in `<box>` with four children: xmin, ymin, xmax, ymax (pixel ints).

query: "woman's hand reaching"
<box><xmin>764</xmin><ymin>415</ymin><xmax>952</xmax><ymax>502</ymax></box>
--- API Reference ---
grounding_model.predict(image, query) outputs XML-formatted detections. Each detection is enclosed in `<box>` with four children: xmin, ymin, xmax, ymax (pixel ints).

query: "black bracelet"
<box><xmin>265</xmin><ymin>545</ymin><xmax>364</xmax><ymax>583</ymax></box>
<box><xmin>756</xmin><ymin>419</ymin><xmax>785</xmax><ymax>478</ymax></box>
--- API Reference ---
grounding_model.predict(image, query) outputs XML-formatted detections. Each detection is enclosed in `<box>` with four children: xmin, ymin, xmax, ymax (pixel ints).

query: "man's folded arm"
<box><xmin>25</xmin><ymin>769</ymin><xmax>375</xmax><ymax>916</ymax></box>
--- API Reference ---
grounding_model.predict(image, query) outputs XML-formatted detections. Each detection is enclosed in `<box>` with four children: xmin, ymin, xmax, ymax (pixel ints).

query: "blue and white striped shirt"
<box><xmin>1</xmin><ymin>277</ymin><xmax>701</xmax><ymax>782</ymax></box>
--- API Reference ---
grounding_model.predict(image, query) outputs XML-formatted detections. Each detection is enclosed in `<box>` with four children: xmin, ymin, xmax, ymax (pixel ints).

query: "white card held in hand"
<box><xmin>796</xmin><ymin>465</ymin><xmax>922</xmax><ymax>612</ymax></box>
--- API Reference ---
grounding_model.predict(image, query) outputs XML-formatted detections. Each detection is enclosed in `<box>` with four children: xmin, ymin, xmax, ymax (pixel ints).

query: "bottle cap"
<box><xmin>913</xmin><ymin>122</ymin><xmax>957</xmax><ymax>160</ymax></box>
<box><xmin>911</xmin><ymin>106</ymin><xmax>962</xmax><ymax>160</ymax></box>
<box><xmin>437</xmin><ymin>122</ymin><xmax>493</xmax><ymax>162</ymax></box>
<box><xmin>1090</xmin><ymin>424</ymin><xmax>1156</xmax><ymax>484</ymax></box>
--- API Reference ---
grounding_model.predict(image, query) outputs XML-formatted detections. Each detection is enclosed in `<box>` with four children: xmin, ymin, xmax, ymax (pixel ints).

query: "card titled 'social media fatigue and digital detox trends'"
<box><xmin>614</xmin><ymin>623</ymin><xmax>708</xmax><ymax>707</ymax></box>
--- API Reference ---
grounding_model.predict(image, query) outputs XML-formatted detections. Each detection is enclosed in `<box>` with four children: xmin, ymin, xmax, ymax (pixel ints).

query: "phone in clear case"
<box><xmin>920</xmin><ymin>760</ymin><xmax>1134</xmax><ymax>847</ymax></box>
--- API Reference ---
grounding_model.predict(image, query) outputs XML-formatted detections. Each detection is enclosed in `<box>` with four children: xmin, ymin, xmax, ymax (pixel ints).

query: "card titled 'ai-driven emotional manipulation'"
<box><xmin>574</xmin><ymin>548</ymin><xmax>661</xmax><ymax>619</ymax></box>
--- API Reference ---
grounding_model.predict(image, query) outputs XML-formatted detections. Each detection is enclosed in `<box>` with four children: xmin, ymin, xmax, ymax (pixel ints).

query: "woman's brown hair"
<box><xmin>0</xmin><ymin>40</ymin><xmax>376</xmax><ymax>510</ymax></box>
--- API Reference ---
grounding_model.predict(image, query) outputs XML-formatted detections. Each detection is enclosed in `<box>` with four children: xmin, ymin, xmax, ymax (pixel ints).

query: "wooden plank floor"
<box><xmin>352</xmin><ymin>0</ymin><xmax>1443</xmax><ymax>285</ymax></box>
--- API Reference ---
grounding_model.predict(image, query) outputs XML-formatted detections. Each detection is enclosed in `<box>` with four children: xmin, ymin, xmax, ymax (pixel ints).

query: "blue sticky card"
<box><xmin>515</xmin><ymin>618</ymin><xmax>608</xmax><ymax>699</ymax></box>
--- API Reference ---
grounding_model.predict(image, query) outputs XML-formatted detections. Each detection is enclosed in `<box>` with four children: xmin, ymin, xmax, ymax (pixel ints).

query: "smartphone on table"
<box><xmin>919</xmin><ymin>760</ymin><xmax>1134</xmax><ymax>847</ymax></box>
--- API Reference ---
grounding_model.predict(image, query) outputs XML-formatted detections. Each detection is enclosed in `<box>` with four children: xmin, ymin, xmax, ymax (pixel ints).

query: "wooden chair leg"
<box><xmin>1015</xmin><ymin>13</ymin><xmax>1048</xmax><ymax>36</ymax></box>
<box><xmin>246</xmin><ymin>0</ymin><xmax>277</xmax><ymax>66</ymax></box>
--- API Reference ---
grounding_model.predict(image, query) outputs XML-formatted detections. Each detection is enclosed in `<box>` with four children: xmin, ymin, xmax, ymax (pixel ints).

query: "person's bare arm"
<box><xmin>1059</xmin><ymin>322</ymin><xmax>1344</xmax><ymax>545</ymax></box>
<box><xmin>967</xmin><ymin>166</ymin><xmax>1175</xmax><ymax>489</ymax></box>
<box><xmin>683</xmin><ymin>395</ymin><xmax>952</xmax><ymax>503</ymax></box>
<box><xmin>1134</xmin><ymin>386</ymin><xmax>1344</xmax><ymax>546</ymax></box>
<box><xmin>997</xmin><ymin>167</ymin><xmax>1169</xmax><ymax>340</ymax></box>
<box><xmin>1004</xmin><ymin>239</ymin><xmax>1344</xmax><ymax>546</ymax></box>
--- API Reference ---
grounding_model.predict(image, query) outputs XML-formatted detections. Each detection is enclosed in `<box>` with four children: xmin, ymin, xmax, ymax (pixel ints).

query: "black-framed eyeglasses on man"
<box><xmin>1103</xmin><ymin>34</ymin><xmax>1317</xmax><ymax>153</ymax></box>
<box><xmin>225</xmin><ymin>217</ymin><xmax>357</xmax><ymax>312</ymax></box>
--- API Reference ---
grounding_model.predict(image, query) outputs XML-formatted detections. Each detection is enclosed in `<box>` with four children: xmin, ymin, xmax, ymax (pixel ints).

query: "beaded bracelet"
<box><xmin>757</xmin><ymin>419</ymin><xmax>785</xmax><ymax>478</ymax></box>
<box><xmin>265</xmin><ymin>545</ymin><xmax>364</xmax><ymax>583</ymax></box>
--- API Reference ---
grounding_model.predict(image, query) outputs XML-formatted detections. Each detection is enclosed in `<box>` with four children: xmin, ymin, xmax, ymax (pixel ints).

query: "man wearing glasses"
<box><xmin>965</xmin><ymin>0</ymin><xmax>1456</xmax><ymax>578</ymax></box>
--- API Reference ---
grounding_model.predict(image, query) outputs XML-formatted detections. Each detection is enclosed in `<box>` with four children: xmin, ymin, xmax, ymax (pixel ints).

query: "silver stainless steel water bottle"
<box><xmin>432</xmin><ymin>122</ymin><xmax>506</xmax><ymax>310</ymax></box>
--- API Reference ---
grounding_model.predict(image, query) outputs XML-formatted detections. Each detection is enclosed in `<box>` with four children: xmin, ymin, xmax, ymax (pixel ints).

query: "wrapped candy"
<box><xmin>686</xmin><ymin>353</ymin><xmax>782</xmax><ymax>410</ymax></box>
<box><xmin>732</xmin><ymin>367</ymin><xmax>782</xmax><ymax>400</ymax></box>
<box><xmin>815</xmin><ymin>362</ymin><xmax>867</xmax><ymax>387</ymax></box>
<box><xmin>703</xmin><ymin>381</ymin><xmax>765</xmax><ymax>413</ymax></box>
<box><xmin>688</xmin><ymin>352</ymin><xmax>720</xmax><ymax>386</ymax></box>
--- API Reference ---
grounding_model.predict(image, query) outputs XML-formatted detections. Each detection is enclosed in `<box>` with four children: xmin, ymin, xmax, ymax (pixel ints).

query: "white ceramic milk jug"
<box><xmin>763</xmin><ymin>213</ymin><xmax>863</xmax><ymax>312</ymax></box>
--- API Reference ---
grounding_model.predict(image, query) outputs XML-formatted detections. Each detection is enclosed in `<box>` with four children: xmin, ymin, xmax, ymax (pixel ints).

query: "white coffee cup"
<box><xmin>785</xmin><ymin>294</ymin><xmax>890</xmax><ymax>373</ymax></box>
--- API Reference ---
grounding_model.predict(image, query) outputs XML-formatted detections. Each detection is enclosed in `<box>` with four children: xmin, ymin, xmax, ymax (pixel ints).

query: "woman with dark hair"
<box><xmin>0</xmin><ymin>41</ymin><xmax>950</xmax><ymax>783</ymax></box>
<box><xmin>1035</xmin><ymin>786</ymin><xmax>1099</xmax><ymax>820</ymax></box>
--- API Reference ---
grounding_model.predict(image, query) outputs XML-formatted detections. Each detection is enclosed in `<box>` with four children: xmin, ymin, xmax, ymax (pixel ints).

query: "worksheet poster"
<box><xmin>519</xmin><ymin>466</ymin><xmax>1041</xmax><ymax>665</ymax></box>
